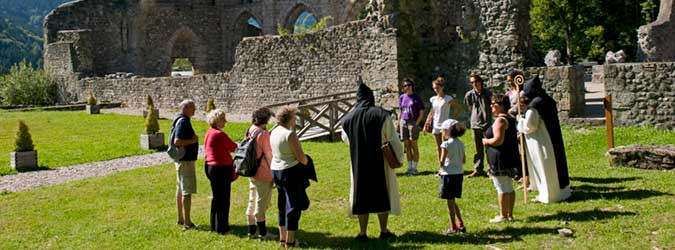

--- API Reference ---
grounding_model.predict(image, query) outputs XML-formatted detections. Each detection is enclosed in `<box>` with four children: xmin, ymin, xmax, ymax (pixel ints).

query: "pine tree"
<box><xmin>146</xmin><ymin>95</ymin><xmax>155</xmax><ymax>110</ymax></box>
<box><xmin>15</xmin><ymin>120</ymin><xmax>34</xmax><ymax>152</ymax></box>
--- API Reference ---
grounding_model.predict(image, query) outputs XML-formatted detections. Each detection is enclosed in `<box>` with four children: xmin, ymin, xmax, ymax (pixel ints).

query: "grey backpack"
<box><xmin>234</xmin><ymin>129</ymin><xmax>264</xmax><ymax>177</ymax></box>
<box><xmin>167</xmin><ymin>116</ymin><xmax>186</xmax><ymax>162</ymax></box>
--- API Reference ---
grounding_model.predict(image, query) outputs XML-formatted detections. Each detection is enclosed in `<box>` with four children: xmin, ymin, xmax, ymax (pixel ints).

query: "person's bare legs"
<box><xmin>410</xmin><ymin>140</ymin><xmax>420</xmax><ymax>162</ymax></box>
<box><xmin>497</xmin><ymin>193</ymin><xmax>506</xmax><ymax>218</ymax></box>
<box><xmin>182</xmin><ymin>194</ymin><xmax>193</xmax><ymax>225</ymax></box>
<box><xmin>507</xmin><ymin>192</ymin><xmax>515</xmax><ymax>218</ymax></box>
<box><xmin>357</xmin><ymin>214</ymin><xmax>369</xmax><ymax>236</ymax></box>
<box><xmin>447</xmin><ymin>199</ymin><xmax>457</xmax><ymax>228</ymax></box>
<box><xmin>377</xmin><ymin>213</ymin><xmax>389</xmax><ymax>233</ymax></box>
<box><xmin>286</xmin><ymin>230</ymin><xmax>296</xmax><ymax>248</ymax></box>
<box><xmin>453</xmin><ymin>203</ymin><xmax>464</xmax><ymax>228</ymax></box>
<box><xmin>404</xmin><ymin>140</ymin><xmax>413</xmax><ymax>161</ymax></box>
<box><xmin>279</xmin><ymin>226</ymin><xmax>287</xmax><ymax>245</ymax></box>
<box><xmin>176</xmin><ymin>190</ymin><xmax>184</xmax><ymax>224</ymax></box>
<box><xmin>433</xmin><ymin>133</ymin><xmax>443</xmax><ymax>160</ymax></box>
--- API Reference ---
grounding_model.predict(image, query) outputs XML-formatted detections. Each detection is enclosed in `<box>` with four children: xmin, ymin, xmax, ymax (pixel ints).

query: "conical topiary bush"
<box><xmin>206</xmin><ymin>97</ymin><xmax>216</xmax><ymax>112</ymax></box>
<box><xmin>140</xmin><ymin>107</ymin><xmax>164</xmax><ymax>150</ymax></box>
<box><xmin>143</xmin><ymin>95</ymin><xmax>159</xmax><ymax>118</ymax></box>
<box><xmin>15</xmin><ymin>120</ymin><xmax>34</xmax><ymax>152</ymax></box>
<box><xmin>11</xmin><ymin>120</ymin><xmax>37</xmax><ymax>170</ymax></box>
<box><xmin>145</xmin><ymin>107</ymin><xmax>160</xmax><ymax>134</ymax></box>
<box><xmin>86</xmin><ymin>91</ymin><xmax>100</xmax><ymax>114</ymax></box>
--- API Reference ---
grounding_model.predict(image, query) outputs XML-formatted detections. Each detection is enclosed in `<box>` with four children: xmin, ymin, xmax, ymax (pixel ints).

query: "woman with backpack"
<box><xmin>244</xmin><ymin>107</ymin><xmax>277</xmax><ymax>240</ymax></box>
<box><xmin>204</xmin><ymin>109</ymin><xmax>238</xmax><ymax>234</ymax></box>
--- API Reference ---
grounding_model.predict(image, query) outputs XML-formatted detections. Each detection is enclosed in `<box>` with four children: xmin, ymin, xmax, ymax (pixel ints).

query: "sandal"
<box><xmin>279</xmin><ymin>240</ymin><xmax>285</xmax><ymax>247</ymax></box>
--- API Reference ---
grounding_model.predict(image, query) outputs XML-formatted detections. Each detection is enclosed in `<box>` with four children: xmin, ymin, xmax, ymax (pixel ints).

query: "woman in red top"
<box><xmin>204</xmin><ymin>109</ymin><xmax>237</xmax><ymax>234</ymax></box>
<box><xmin>245</xmin><ymin>107</ymin><xmax>276</xmax><ymax>240</ymax></box>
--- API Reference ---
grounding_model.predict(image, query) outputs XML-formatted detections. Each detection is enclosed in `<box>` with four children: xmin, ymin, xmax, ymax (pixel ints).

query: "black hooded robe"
<box><xmin>342</xmin><ymin>83</ymin><xmax>402</xmax><ymax>215</ymax></box>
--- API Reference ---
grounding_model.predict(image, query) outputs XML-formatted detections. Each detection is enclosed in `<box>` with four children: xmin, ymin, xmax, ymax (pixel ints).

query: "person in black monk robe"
<box><xmin>341</xmin><ymin>83</ymin><xmax>404</xmax><ymax>241</ymax></box>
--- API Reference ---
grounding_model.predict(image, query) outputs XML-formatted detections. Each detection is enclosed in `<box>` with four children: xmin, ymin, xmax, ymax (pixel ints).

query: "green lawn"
<box><xmin>0</xmin><ymin>118</ymin><xmax>673</xmax><ymax>249</ymax></box>
<box><xmin>0</xmin><ymin>111</ymin><xmax>250</xmax><ymax>175</ymax></box>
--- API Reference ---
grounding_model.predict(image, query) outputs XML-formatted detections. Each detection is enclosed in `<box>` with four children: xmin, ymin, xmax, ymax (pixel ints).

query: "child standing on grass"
<box><xmin>438</xmin><ymin>119</ymin><xmax>467</xmax><ymax>234</ymax></box>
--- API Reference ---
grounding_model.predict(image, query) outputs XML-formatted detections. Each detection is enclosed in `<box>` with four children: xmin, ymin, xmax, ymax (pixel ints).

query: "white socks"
<box><xmin>407</xmin><ymin>161</ymin><xmax>418</xmax><ymax>174</ymax></box>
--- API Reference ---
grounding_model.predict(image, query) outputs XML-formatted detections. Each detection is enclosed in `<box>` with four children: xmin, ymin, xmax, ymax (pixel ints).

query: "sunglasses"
<box><xmin>403</xmin><ymin>84</ymin><xmax>412</xmax><ymax>87</ymax></box>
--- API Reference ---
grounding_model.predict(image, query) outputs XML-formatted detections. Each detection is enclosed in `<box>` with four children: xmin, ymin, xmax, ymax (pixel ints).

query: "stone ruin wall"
<box><xmin>44</xmin><ymin>0</ymin><xmax>364</xmax><ymax>78</ymax></box>
<box><xmin>525</xmin><ymin>66</ymin><xmax>586</xmax><ymax>122</ymax></box>
<box><xmin>601</xmin><ymin>62</ymin><xmax>675</xmax><ymax>129</ymax></box>
<box><xmin>638</xmin><ymin>0</ymin><xmax>675</xmax><ymax>62</ymax></box>
<box><xmin>66</xmin><ymin>19</ymin><xmax>399</xmax><ymax>114</ymax></box>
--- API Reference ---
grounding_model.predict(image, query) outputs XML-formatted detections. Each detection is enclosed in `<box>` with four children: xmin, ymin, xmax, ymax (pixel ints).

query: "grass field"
<box><xmin>0</xmin><ymin>111</ymin><xmax>251</xmax><ymax>175</ymax></box>
<box><xmin>0</xmin><ymin>112</ymin><xmax>673</xmax><ymax>249</ymax></box>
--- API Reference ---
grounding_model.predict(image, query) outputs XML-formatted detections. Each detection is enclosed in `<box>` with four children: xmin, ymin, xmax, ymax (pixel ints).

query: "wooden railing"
<box><xmin>265</xmin><ymin>91</ymin><xmax>358</xmax><ymax>141</ymax></box>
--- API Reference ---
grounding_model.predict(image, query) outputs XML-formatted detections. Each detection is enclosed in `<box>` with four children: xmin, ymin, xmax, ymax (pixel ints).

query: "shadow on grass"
<box><xmin>396</xmin><ymin>170</ymin><xmax>437</xmax><ymax>177</ymax></box>
<box><xmin>573</xmin><ymin>184</ymin><xmax>627</xmax><ymax>192</ymax></box>
<box><xmin>526</xmin><ymin>209</ymin><xmax>637</xmax><ymax>222</ymax></box>
<box><xmin>570</xmin><ymin>176</ymin><xmax>641</xmax><ymax>184</ymax></box>
<box><xmin>289</xmin><ymin>226</ymin><xmax>558</xmax><ymax>248</ymax></box>
<box><xmin>566</xmin><ymin>188</ymin><xmax>671</xmax><ymax>202</ymax></box>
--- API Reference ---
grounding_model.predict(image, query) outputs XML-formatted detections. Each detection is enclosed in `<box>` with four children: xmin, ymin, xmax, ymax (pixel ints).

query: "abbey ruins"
<box><xmin>44</xmin><ymin>0</ymin><xmax>675</xmax><ymax>128</ymax></box>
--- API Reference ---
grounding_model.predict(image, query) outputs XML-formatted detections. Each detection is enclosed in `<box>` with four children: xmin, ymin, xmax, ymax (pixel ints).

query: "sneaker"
<box><xmin>354</xmin><ymin>234</ymin><xmax>368</xmax><ymax>242</ymax></box>
<box><xmin>182</xmin><ymin>223</ymin><xmax>197</xmax><ymax>231</ymax></box>
<box><xmin>489</xmin><ymin>216</ymin><xmax>507</xmax><ymax>223</ymax></box>
<box><xmin>258</xmin><ymin>233</ymin><xmax>278</xmax><ymax>241</ymax></box>
<box><xmin>247</xmin><ymin>233</ymin><xmax>259</xmax><ymax>239</ymax></box>
<box><xmin>441</xmin><ymin>228</ymin><xmax>457</xmax><ymax>235</ymax></box>
<box><xmin>458</xmin><ymin>226</ymin><xmax>466</xmax><ymax>233</ymax></box>
<box><xmin>507</xmin><ymin>216</ymin><xmax>515</xmax><ymax>222</ymax></box>
<box><xmin>379</xmin><ymin>231</ymin><xmax>396</xmax><ymax>240</ymax></box>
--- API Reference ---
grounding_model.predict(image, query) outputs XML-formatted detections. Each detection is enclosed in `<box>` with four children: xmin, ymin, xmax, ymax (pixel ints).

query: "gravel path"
<box><xmin>0</xmin><ymin>146</ymin><xmax>205</xmax><ymax>193</ymax></box>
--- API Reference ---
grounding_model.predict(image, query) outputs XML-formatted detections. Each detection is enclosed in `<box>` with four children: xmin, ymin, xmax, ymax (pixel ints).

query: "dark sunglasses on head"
<box><xmin>403</xmin><ymin>84</ymin><xmax>412</xmax><ymax>87</ymax></box>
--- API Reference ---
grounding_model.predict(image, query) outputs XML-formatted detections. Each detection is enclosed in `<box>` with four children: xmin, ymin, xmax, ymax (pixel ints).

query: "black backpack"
<box><xmin>234</xmin><ymin>128</ymin><xmax>264</xmax><ymax>177</ymax></box>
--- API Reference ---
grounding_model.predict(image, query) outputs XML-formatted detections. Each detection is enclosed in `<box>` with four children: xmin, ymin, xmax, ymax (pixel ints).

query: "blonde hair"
<box><xmin>275</xmin><ymin>106</ymin><xmax>298</xmax><ymax>127</ymax></box>
<box><xmin>206</xmin><ymin>109</ymin><xmax>226</xmax><ymax>128</ymax></box>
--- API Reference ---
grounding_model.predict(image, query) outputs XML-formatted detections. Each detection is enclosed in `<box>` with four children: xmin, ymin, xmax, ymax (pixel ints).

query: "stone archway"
<box><xmin>283</xmin><ymin>3</ymin><xmax>319</xmax><ymax>34</ymax></box>
<box><xmin>164</xmin><ymin>26</ymin><xmax>207</xmax><ymax>76</ymax></box>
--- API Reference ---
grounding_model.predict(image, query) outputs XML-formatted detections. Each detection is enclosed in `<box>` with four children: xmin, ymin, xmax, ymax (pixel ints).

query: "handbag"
<box><xmin>381</xmin><ymin>141</ymin><xmax>402</xmax><ymax>168</ymax></box>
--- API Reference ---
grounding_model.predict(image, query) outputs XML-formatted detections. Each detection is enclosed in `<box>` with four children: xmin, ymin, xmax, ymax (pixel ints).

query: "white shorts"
<box><xmin>491</xmin><ymin>175</ymin><xmax>514</xmax><ymax>194</ymax></box>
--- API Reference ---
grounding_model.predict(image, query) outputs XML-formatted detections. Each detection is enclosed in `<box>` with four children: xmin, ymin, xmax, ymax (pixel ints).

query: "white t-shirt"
<box><xmin>430</xmin><ymin>95</ymin><xmax>454</xmax><ymax>129</ymax></box>
<box><xmin>440</xmin><ymin>137</ymin><xmax>464</xmax><ymax>175</ymax></box>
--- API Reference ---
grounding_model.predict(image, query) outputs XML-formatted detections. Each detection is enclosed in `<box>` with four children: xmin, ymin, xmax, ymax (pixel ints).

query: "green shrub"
<box><xmin>144</xmin><ymin>107</ymin><xmax>160</xmax><ymax>134</ymax></box>
<box><xmin>15</xmin><ymin>120</ymin><xmax>34</xmax><ymax>152</ymax></box>
<box><xmin>206</xmin><ymin>97</ymin><xmax>216</xmax><ymax>112</ymax></box>
<box><xmin>0</xmin><ymin>61</ymin><xmax>57</xmax><ymax>106</ymax></box>
<box><xmin>146</xmin><ymin>95</ymin><xmax>154</xmax><ymax>110</ymax></box>
<box><xmin>277</xmin><ymin>23</ymin><xmax>289</xmax><ymax>36</ymax></box>
<box><xmin>309</xmin><ymin>16</ymin><xmax>333</xmax><ymax>32</ymax></box>
<box><xmin>87</xmin><ymin>92</ymin><xmax>97</xmax><ymax>106</ymax></box>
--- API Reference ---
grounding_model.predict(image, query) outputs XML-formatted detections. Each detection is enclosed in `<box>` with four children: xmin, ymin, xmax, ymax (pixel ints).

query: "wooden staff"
<box><xmin>514</xmin><ymin>74</ymin><xmax>528</xmax><ymax>204</ymax></box>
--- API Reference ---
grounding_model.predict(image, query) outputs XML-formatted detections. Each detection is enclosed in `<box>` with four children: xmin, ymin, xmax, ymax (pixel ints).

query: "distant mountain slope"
<box><xmin>0</xmin><ymin>0</ymin><xmax>71</xmax><ymax>72</ymax></box>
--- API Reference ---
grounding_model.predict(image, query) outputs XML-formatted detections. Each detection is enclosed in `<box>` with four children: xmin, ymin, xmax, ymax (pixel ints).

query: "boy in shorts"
<box><xmin>438</xmin><ymin>119</ymin><xmax>467</xmax><ymax>234</ymax></box>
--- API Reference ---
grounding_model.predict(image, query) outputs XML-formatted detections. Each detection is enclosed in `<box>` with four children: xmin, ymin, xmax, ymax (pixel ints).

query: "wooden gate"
<box><xmin>265</xmin><ymin>91</ymin><xmax>358</xmax><ymax>141</ymax></box>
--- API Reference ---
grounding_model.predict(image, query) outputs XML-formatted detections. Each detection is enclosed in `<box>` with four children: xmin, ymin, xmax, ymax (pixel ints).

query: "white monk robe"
<box><xmin>517</xmin><ymin>109</ymin><xmax>571</xmax><ymax>203</ymax></box>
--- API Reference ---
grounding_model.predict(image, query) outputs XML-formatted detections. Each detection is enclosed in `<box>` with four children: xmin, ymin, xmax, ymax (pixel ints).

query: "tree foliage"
<box><xmin>0</xmin><ymin>61</ymin><xmax>57</xmax><ymax>105</ymax></box>
<box><xmin>15</xmin><ymin>120</ymin><xmax>35</xmax><ymax>152</ymax></box>
<box><xmin>530</xmin><ymin>0</ymin><xmax>657</xmax><ymax>63</ymax></box>
<box><xmin>146</xmin><ymin>95</ymin><xmax>154</xmax><ymax>110</ymax></box>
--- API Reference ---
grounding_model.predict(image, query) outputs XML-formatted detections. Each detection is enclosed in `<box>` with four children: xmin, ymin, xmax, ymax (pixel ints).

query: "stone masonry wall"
<box><xmin>602</xmin><ymin>62</ymin><xmax>675</xmax><ymax>129</ymax></box>
<box><xmin>525</xmin><ymin>65</ymin><xmax>585</xmax><ymax>122</ymax></box>
<box><xmin>63</xmin><ymin>20</ymin><xmax>399</xmax><ymax>114</ymax></box>
<box><xmin>475</xmin><ymin>0</ymin><xmax>539</xmax><ymax>89</ymax></box>
<box><xmin>638</xmin><ymin>0</ymin><xmax>675</xmax><ymax>62</ymax></box>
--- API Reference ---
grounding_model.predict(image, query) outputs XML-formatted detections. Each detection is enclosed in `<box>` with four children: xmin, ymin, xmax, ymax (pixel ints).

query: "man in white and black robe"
<box><xmin>517</xmin><ymin>76</ymin><xmax>571</xmax><ymax>203</ymax></box>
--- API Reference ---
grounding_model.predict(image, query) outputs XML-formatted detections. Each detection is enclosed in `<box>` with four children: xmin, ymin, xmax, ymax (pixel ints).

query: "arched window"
<box><xmin>245</xmin><ymin>16</ymin><xmax>263</xmax><ymax>37</ymax></box>
<box><xmin>293</xmin><ymin>11</ymin><xmax>316</xmax><ymax>33</ymax></box>
<box><xmin>171</xmin><ymin>58</ymin><xmax>193</xmax><ymax>77</ymax></box>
